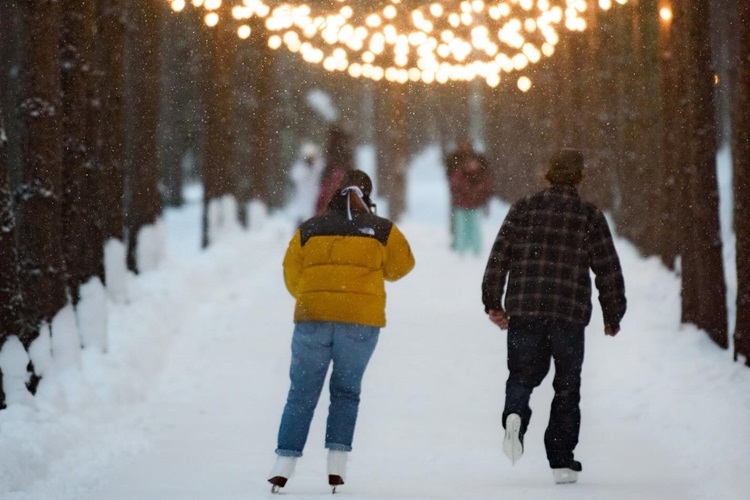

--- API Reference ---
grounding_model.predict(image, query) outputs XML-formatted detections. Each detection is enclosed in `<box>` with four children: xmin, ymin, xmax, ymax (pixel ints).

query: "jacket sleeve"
<box><xmin>283</xmin><ymin>230</ymin><xmax>303</xmax><ymax>298</ymax></box>
<box><xmin>588</xmin><ymin>210</ymin><xmax>627</xmax><ymax>326</ymax></box>
<box><xmin>383</xmin><ymin>224</ymin><xmax>415</xmax><ymax>282</ymax></box>
<box><xmin>481</xmin><ymin>201</ymin><xmax>521</xmax><ymax>312</ymax></box>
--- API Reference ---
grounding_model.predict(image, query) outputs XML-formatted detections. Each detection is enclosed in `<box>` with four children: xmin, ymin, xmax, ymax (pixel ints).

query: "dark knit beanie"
<box><xmin>338</xmin><ymin>170</ymin><xmax>373</xmax><ymax>198</ymax></box>
<box><xmin>545</xmin><ymin>148</ymin><xmax>584</xmax><ymax>186</ymax></box>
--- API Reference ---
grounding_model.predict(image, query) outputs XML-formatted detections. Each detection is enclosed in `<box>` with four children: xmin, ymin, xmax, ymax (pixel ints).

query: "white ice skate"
<box><xmin>268</xmin><ymin>456</ymin><xmax>297</xmax><ymax>493</ymax></box>
<box><xmin>327</xmin><ymin>450</ymin><xmax>348</xmax><ymax>494</ymax></box>
<box><xmin>503</xmin><ymin>413</ymin><xmax>524</xmax><ymax>465</ymax></box>
<box><xmin>552</xmin><ymin>460</ymin><xmax>582</xmax><ymax>484</ymax></box>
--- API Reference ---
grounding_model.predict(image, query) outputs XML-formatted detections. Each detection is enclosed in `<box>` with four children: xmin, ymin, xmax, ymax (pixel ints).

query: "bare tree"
<box><xmin>17</xmin><ymin>0</ymin><xmax>68</xmax><ymax>348</ymax></box>
<box><xmin>249</xmin><ymin>19</ymin><xmax>275</xmax><ymax>206</ymax></box>
<box><xmin>61</xmin><ymin>0</ymin><xmax>102</xmax><ymax>303</ymax></box>
<box><xmin>684</xmin><ymin>0</ymin><xmax>728</xmax><ymax>348</ymax></box>
<box><xmin>125</xmin><ymin>0</ymin><xmax>163</xmax><ymax>272</ymax></box>
<box><xmin>0</xmin><ymin>109</ymin><xmax>22</xmax><ymax>408</ymax></box>
<box><xmin>375</xmin><ymin>82</ymin><xmax>407</xmax><ymax>219</ymax></box>
<box><xmin>98</xmin><ymin>0</ymin><xmax>126</xmax><ymax>241</ymax></box>
<box><xmin>733</xmin><ymin>0</ymin><xmax>750</xmax><ymax>364</ymax></box>
<box><xmin>202</xmin><ymin>8</ymin><xmax>237</xmax><ymax>247</ymax></box>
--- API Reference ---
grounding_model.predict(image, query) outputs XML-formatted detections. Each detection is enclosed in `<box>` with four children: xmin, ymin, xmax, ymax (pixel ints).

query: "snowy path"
<box><xmin>4</xmin><ymin>148</ymin><xmax>749</xmax><ymax>500</ymax></box>
<box><xmin>76</xmin><ymin>214</ymin><xmax>749</xmax><ymax>500</ymax></box>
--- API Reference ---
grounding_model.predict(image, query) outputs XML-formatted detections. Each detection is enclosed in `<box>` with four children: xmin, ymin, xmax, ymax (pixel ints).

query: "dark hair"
<box><xmin>545</xmin><ymin>148</ymin><xmax>584</xmax><ymax>186</ymax></box>
<box><xmin>327</xmin><ymin>170</ymin><xmax>374</xmax><ymax>213</ymax></box>
<box><xmin>322</xmin><ymin>125</ymin><xmax>354</xmax><ymax>178</ymax></box>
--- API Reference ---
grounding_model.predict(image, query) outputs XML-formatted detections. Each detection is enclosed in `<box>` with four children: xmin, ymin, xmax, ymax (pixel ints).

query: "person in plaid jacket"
<box><xmin>481</xmin><ymin>148</ymin><xmax>626</xmax><ymax>484</ymax></box>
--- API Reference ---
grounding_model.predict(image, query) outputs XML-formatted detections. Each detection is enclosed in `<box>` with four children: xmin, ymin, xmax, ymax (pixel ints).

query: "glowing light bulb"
<box><xmin>204</xmin><ymin>12</ymin><xmax>219</xmax><ymax>27</ymax></box>
<box><xmin>518</xmin><ymin>76</ymin><xmax>532</xmax><ymax>92</ymax></box>
<box><xmin>238</xmin><ymin>25</ymin><xmax>251</xmax><ymax>39</ymax></box>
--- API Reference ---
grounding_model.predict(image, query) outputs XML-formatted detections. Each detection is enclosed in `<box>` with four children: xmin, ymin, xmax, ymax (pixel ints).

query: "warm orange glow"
<box><xmin>238</xmin><ymin>25</ymin><xmax>251</xmax><ymax>39</ymax></box>
<box><xmin>660</xmin><ymin>7</ymin><xmax>673</xmax><ymax>22</ymax></box>
<box><xmin>166</xmin><ymin>0</ymin><xmax>632</xmax><ymax>88</ymax></box>
<box><xmin>517</xmin><ymin>76</ymin><xmax>532</xmax><ymax>92</ymax></box>
<box><xmin>204</xmin><ymin>12</ymin><xmax>219</xmax><ymax>27</ymax></box>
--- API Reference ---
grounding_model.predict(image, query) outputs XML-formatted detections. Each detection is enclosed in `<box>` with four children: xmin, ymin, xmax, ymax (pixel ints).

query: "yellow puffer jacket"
<box><xmin>283</xmin><ymin>210</ymin><xmax>415</xmax><ymax>327</ymax></box>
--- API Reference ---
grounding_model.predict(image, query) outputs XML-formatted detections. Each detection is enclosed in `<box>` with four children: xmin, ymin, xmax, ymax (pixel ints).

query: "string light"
<box><xmin>167</xmin><ymin>0</ymin><xmax>630</xmax><ymax>89</ymax></box>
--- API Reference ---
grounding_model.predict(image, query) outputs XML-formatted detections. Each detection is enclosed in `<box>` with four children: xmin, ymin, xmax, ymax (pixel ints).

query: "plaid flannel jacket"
<box><xmin>482</xmin><ymin>185</ymin><xmax>626</xmax><ymax>327</ymax></box>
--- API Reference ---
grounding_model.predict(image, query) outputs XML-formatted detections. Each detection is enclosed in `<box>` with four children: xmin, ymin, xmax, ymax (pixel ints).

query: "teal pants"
<box><xmin>453</xmin><ymin>208</ymin><xmax>482</xmax><ymax>255</ymax></box>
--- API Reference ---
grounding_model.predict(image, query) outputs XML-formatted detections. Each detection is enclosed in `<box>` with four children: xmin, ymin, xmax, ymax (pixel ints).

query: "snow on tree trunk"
<box><xmin>27</xmin><ymin>323</ymin><xmax>53</xmax><ymax>380</ymax></box>
<box><xmin>0</xmin><ymin>336</ymin><xmax>34</xmax><ymax>407</ymax></box>
<box><xmin>206</xmin><ymin>195</ymin><xmax>242</xmax><ymax>245</ymax></box>
<box><xmin>126</xmin><ymin>0</ymin><xmax>163</xmax><ymax>273</ymax></box>
<box><xmin>733</xmin><ymin>0</ymin><xmax>750</xmax><ymax>365</ymax></box>
<box><xmin>248</xmin><ymin>199</ymin><xmax>269</xmax><ymax>232</ymax></box>
<box><xmin>135</xmin><ymin>219</ymin><xmax>165</xmax><ymax>274</ymax></box>
<box><xmin>104</xmin><ymin>237</ymin><xmax>128</xmax><ymax>302</ymax></box>
<box><xmin>17</xmin><ymin>0</ymin><xmax>68</xmax><ymax>349</ymax></box>
<box><xmin>76</xmin><ymin>277</ymin><xmax>107</xmax><ymax>352</ymax></box>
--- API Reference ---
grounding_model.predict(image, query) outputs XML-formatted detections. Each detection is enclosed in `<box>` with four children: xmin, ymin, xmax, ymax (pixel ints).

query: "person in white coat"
<box><xmin>289</xmin><ymin>143</ymin><xmax>323</xmax><ymax>225</ymax></box>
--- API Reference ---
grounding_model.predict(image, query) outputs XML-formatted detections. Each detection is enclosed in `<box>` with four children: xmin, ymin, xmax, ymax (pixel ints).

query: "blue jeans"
<box><xmin>453</xmin><ymin>208</ymin><xmax>482</xmax><ymax>255</ymax></box>
<box><xmin>276</xmin><ymin>321</ymin><xmax>380</xmax><ymax>457</ymax></box>
<box><xmin>503</xmin><ymin>317</ymin><xmax>585</xmax><ymax>468</ymax></box>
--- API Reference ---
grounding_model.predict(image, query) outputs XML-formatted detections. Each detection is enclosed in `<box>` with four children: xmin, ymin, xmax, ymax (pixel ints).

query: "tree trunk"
<box><xmin>684</xmin><ymin>0</ymin><xmax>728</xmax><ymax>348</ymax></box>
<box><xmin>160</xmin><ymin>10</ymin><xmax>193</xmax><ymax>208</ymax></box>
<box><xmin>578</xmin><ymin>6</ymin><xmax>613</xmax><ymax>210</ymax></box>
<box><xmin>98</xmin><ymin>0</ymin><xmax>126</xmax><ymax>244</ymax></box>
<box><xmin>17</xmin><ymin>0</ymin><xmax>67</xmax><ymax>347</ymax></box>
<box><xmin>202</xmin><ymin>10</ymin><xmax>236</xmax><ymax>247</ymax></box>
<box><xmin>733</xmin><ymin>0</ymin><xmax>750</xmax><ymax>364</ymax></box>
<box><xmin>0</xmin><ymin>1</ymin><xmax>24</xmax><ymax>183</ymax></box>
<box><xmin>375</xmin><ymin>82</ymin><xmax>408</xmax><ymax>220</ymax></box>
<box><xmin>0</xmin><ymin>109</ymin><xmax>22</xmax><ymax>408</ymax></box>
<box><xmin>250</xmin><ymin>20</ymin><xmax>275</xmax><ymax>206</ymax></box>
<box><xmin>61</xmin><ymin>0</ymin><xmax>101</xmax><ymax>304</ymax></box>
<box><xmin>126</xmin><ymin>0</ymin><xmax>162</xmax><ymax>273</ymax></box>
<box><xmin>656</xmin><ymin>0</ymin><xmax>680</xmax><ymax>268</ymax></box>
<box><xmin>669</xmin><ymin>0</ymin><xmax>701</xmax><ymax>327</ymax></box>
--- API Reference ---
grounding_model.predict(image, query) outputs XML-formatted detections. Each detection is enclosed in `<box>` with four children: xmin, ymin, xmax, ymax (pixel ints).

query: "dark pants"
<box><xmin>502</xmin><ymin>317</ymin><xmax>585</xmax><ymax>468</ymax></box>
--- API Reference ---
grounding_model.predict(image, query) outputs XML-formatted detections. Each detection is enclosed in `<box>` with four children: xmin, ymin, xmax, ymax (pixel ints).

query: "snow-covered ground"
<box><xmin>1</xmin><ymin>145</ymin><xmax>749</xmax><ymax>500</ymax></box>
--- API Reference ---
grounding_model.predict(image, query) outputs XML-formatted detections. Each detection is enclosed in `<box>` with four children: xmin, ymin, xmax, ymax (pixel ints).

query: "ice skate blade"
<box><xmin>269</xmin><ymin>475</ymin><xmax>287</xmax><ymax>493</ymax></box>
<box><xmin>552</xmin><ymin>468</ymin><xmax>579</xmax><ymax>484</ymax></box>
<box><xmin>503</xmin><ymin>414</ymin><xmax>523</xmax><ymax>465</ymax></box>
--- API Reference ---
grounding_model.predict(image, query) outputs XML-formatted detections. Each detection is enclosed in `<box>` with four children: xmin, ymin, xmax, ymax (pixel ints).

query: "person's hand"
<box><xmin>488</xmin><ymin>309</ymin><xmax>509</xmax><ymax>330</ymax></box>
<box><xmin>604</xmin><ymin>324</ymin><xmax>620</xmax><ymax>336</ymax></box>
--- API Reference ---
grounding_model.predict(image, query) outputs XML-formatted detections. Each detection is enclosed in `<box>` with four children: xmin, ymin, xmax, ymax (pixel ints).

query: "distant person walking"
<box><xmin>481</xmin><ymin>148</ymin><xmax>627</xmax><ymax>484</ymax></box>
<box><xmin>315</xmin><ymin>126</ymin><xmax>354</xmax><ymax>216</ymax></box>
<box><xmin>444</xmin><ymin>138</ymin><xmax>476</xmax><ymax>246</ymax></box>
<box><xmin>449</xmin><ymin>154</ymin><xmax>492</xmax><ymax>256</ymax></box>
<box><xmin>268</xmin><ymin>170</ymin><xmax>415</xmax><ymax>494</ymax></box>
<box><xmin>288</xmin><ymin>142</ymin><xmax>323</xmax><ymax>225</ymax></box>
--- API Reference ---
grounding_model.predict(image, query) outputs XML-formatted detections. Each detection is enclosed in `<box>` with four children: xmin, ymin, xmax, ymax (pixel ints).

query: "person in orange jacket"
<box><xmin>268</xmin><ymin>170</ymin><xmax>415</xmax><ymax>493</ymax></box>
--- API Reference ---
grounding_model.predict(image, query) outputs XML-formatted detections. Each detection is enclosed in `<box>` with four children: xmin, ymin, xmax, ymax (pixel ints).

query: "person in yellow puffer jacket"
<box><xmin>268</xmin><ymin>170</ymin><xmax>415</xmax><ymax>494</ymax></box>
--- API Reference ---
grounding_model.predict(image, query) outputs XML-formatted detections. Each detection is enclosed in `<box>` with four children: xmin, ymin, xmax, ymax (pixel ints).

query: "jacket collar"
<box><xmin>547</xmin><ymin>184</ymin><xmax>580</xmax><ymax>196</ymax></box>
